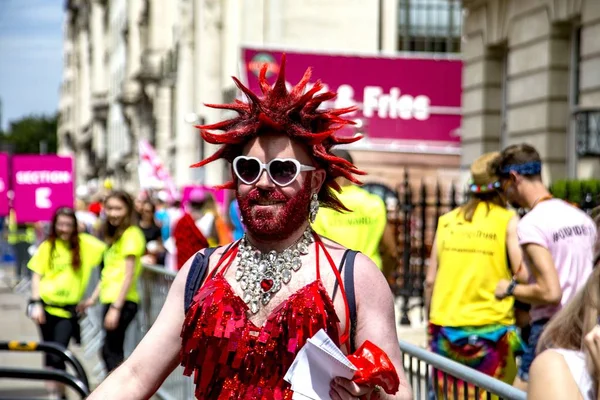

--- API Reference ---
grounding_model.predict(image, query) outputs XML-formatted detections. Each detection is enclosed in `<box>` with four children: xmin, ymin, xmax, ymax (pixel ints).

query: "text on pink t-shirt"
<box><xmin>518</xmin><ymin>199</ymin><xmax>596</xmax><ymax>322</ymax></box>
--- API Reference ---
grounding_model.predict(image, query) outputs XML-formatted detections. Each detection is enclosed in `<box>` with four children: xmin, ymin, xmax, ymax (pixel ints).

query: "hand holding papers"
<box><xmin>284</xmin><ymin>329</ymin><xmax>357</xmax><ymax>400</ymax></box>
<box><xmin>284</xmin><ymin>329</ymin><xmax>401</xmax><ymax>399</ymax></box>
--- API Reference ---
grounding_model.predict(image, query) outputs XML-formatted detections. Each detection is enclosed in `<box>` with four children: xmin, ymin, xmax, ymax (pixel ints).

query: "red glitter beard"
<box><xmin>237</xmin><ymin>179</ymin><xmax>312</xmax><ymax>241</ymax></box>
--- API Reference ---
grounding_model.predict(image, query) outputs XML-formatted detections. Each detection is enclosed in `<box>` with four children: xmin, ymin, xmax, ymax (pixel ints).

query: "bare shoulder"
<box><xmin>528</xmin><ymin>349</ymin><xmax>580</xmax><ymax>400</ymax></box>
<box><xmin>190</xmin><ymin>244</ymin><xmax>236</xmax><ymax>275</ymax></box>
<box><xmin>353</xmin><ymin>252</ymin><xmax>391</xmax><ymax>292</ymax></box>
<box><xmin>530</xmin><ymin>349</ymin><xmax>571</xmax><ymax>375</ymax></box>
<box><xmin>318</xmin><ymin>236</ymin><xmax>388</xmax><ymax>288</ymax></box>
<box><xmin>319</xmin><ymin>236</ymin><xmax>348</xmax><ymax>255</ymax></box>
<box><xmin>318</xmin><ymin>236</ymin><xmax>355</xmax><ymax>266</ymax></box>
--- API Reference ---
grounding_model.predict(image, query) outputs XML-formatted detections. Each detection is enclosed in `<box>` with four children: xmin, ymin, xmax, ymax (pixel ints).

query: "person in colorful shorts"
<box><xmin>426</xmin><ymin>152</ymin><xmax>528</xmax><ymax>398</ymax></box>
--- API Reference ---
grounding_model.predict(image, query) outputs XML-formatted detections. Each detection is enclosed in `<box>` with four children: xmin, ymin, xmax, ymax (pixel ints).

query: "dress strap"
<box><xmin>331</xmin><ymin>250</ymin><xmax>350</xmax><ymax>301</ymax></box>
<box><xmin>184</xmin><ymin>247</ymin><xmax>219</xmax><ymax>312</ymax></box>
<box><xmin>314</xmin><ymin>233</ymin><xmax>351</xmax><ymax>349</ymax></box>
<box><xmin>207</xmin><ymin>241</ymin><xmax>239</xmax><ymax>279</ymax></box>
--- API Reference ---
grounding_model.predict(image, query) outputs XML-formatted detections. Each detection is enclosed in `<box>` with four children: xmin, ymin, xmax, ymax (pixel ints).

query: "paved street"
<box><xmin>0</xmin><ymin>265</ymin><xmax>104</xmax><ymax>400</ymax></box>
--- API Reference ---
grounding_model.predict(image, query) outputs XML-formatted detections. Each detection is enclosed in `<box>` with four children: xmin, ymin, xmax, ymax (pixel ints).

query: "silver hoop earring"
<box><xmin>309</xmin><ymin>193</ymin><xmax>319</xmax><ymax>223</ymax></box>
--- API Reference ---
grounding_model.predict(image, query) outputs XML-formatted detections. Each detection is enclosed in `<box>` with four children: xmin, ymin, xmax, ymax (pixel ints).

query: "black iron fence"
<box><xmin>364</xmin><ymin>171</ymin><xmax>600</xmax><ymax>327</ymax></box>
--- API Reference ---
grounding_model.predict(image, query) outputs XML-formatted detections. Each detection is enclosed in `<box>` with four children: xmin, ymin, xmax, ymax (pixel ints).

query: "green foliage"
<box><xmin>0</xmin><ymin>114</ymin><xmax>58</xmax><ymax>154</ymax></box>
<box><xmin>549</xmin><ymin>179</ymin><xmax>600</xmax><ymax>206</ymax></box>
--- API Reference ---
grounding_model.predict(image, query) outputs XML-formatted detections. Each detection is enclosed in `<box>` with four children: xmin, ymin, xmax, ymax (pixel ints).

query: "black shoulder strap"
<box><xmin>332</xmin><ymin>250</ymin><xmax>350</xmax><ymax>301</ymax></box>
<box><xmin>332</xmin><ymin>250</ymin><xmax>358</xmax><ymax>353</ymax></box>
<box><xmin>184</xmin><ymin>247</ymin><xmax>218</xmax><ymax>312</ymax></box>
<box><xmin>344</xmin><ymin>251</ymin><xmax>358</xmax><ymax>353</ymax></box>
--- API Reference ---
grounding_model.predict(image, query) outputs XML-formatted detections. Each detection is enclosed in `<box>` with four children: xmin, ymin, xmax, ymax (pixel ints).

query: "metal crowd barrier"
<box><xmin>78</xmin><ymin>264</ymin><xmax>527</xmax><ymax>400</ymax></box>
<box><xmin>399</xmin><ymin>340</ymin><xmax>527</xmax><ymax>400</ymax></box>
<box><xmin>0</xmin><ymin>341</ymin><xmax>91</xmax><ymax>398</ymax></box>
<box><xmin>78</xmin><ymin>264</ymin><xmax>194</xmax><ymax>399</ymax></box>
<box><xmin>136</xmin><ymin>265</ymin><xmax>195</xmax><ymax>400</ymax></box>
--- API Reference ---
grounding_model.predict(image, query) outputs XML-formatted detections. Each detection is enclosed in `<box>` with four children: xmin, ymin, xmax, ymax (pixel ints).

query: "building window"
<box><xmin>575</xmin><ymin>109</ymin><xmax>600</xmax><ymax>157</ymax></box>
<box><xmin>398</xmin><ymin>0</ymin><xmax>462</xmax><ymax>53</ymax></box>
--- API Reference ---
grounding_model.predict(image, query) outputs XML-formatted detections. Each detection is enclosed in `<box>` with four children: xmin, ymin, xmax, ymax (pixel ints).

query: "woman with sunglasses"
<box><xmin>27</xmin><ymin>206</ymin><xmax>106</xmax><ymax>399</ymax></box>
<box><xmin>87</xmin><ymin>56</ymin><xmax>411</xmax><ymax>399</ymax></box>
<box><xmin>81</xmin><ymin>190</ymin><xmax>146</xmax><ymax>373</ymax></box>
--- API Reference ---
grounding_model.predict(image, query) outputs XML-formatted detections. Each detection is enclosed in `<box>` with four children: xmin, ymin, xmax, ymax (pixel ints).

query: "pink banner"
<box><xmin>181</xmin><ymin>185</ymin><xmax>229</xmax><ymax>216</ymax></box>
<box><xmin>241</xmin><ymin>47</ymin><xmax>462</xmax><ymax>154</ymax></box>
<box><xmin>0</xmin><ymin>153</ymin><xmax>8</xmax><ymax>216</ymax></box>
<box><xmin>11</xmin><ymin>155</ymin><xmax>74</xmax><ymax>223</ymax></box>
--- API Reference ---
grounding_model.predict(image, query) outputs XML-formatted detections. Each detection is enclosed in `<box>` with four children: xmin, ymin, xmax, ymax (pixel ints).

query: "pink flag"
<box><xmin>138</xmin><ymin>139</ymin><xmax>178</xmax><ymax>202</ymax></box>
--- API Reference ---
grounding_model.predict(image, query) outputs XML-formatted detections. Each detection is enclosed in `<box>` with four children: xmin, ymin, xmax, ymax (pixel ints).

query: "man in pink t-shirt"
<box><xmin>492</xmin><ymin>144</ymin><xmax>596</xmax><ymax>391</ymax></box>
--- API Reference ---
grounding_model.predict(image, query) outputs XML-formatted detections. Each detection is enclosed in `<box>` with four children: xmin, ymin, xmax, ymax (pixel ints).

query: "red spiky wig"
<box><xmin>191</xmin><ymin>54</ymin><xmax>366</xmax><ymax>212</ymax></box>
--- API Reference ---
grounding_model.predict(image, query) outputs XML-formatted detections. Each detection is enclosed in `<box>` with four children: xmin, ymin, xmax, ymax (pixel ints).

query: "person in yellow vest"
<box><xmin>311</xmin><ymin>149</ymin><xmax>387</xmax><ymax>270</ymax></box>
<box><xmin>7</xmin><ymin>208</ymin><xmax>36</xmax><ymax>280</ymax></box>
<box><xmin>80</xmin><ymin>190</ymin><xmax>146</xmax><ymax>373</ymax></box>
<box><xmin>27</xmin><ymin>207</ymin><xmax>106</xmax><ymax>399</ymax></box>
<box><xmin>424</xmin><ymin>152</ymin><xmax>529</xmax><ymax>399</ymax></box>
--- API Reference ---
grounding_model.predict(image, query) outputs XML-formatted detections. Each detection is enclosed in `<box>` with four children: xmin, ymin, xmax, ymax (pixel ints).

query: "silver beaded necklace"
<box><xmin>235</xmin><ymin>227</ymin><xmax>314</xmax><ymax>314</ymax></box>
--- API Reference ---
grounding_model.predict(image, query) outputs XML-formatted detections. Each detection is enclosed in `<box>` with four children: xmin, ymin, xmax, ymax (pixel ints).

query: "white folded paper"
<box><xmin>284</xmin><ymin>329</ymin><xmax>357</xmax><ymax>400</ymax></box>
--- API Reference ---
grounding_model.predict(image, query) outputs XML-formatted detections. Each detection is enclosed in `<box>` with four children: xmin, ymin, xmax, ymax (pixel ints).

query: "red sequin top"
<box><xmin>180</xmin><ymin>235</ymin><xmax>351</xmax><ymax>399</ymax></box>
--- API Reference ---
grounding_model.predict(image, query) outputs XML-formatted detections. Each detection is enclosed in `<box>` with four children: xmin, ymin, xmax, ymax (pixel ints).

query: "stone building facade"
<box><xmin>461</xmin><ymin>0</ymin><xmax>600</xmax><ymax>182</ymax></box>
<box><xmin>59</xmin><ymin>0</ymin><xmax>464</xmax><ymax>193</ymax></box>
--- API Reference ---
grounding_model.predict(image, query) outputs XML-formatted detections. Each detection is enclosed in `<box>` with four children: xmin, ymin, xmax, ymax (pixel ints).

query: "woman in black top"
<box><xmin>138</xmin><ymin>201</ymin><xmax>165</xmax><ymax>265</ymax></box>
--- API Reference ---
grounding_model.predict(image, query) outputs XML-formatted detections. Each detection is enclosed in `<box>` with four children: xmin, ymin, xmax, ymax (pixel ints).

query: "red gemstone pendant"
<box><xmin>260</xmin><ymin>279</ymin><xmax>274</xmax><ymax>292</ymax></box>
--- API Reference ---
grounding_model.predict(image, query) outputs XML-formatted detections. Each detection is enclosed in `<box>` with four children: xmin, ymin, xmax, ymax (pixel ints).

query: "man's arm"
<box><xmin>424</xmin><ymin>235</ymin><xmax>438</xmax><ymax>316</ymax></box>
<box><xmin>87</xmin><ymin>253</ymin><xmax>198</xmax><ymax>399</ymax></box>
<box><xmin>331</xmin><ymin>253</ymin><xmax>412</xmax><ymax>400</ymax></box>
<box><xmin>505</xmin><ymin>215</ymin><xmax>528</xmax><ymax>283</ymax></box>
<box><xmin>496</xmin><ymin>243</ymin><xmax>561</xmax><ymax>305</ymax></box>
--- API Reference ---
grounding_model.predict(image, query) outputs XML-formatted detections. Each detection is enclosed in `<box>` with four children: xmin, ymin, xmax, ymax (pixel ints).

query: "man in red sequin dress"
<box><xmin>87</xmin><ymin>56</ymin><xmax>411</xmax><ymax>400</ymax></box>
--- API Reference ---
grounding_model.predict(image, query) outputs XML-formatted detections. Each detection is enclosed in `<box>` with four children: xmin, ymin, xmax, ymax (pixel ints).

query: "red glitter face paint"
<box><xmin>237</xmin><ymin>177</ymin><xmax>312</xmax><ymax>242</ymax></box>
<box><xmin>189</xmin><ymin>54</ymin><xmax>367</xmax><ymax>214</ymax></box>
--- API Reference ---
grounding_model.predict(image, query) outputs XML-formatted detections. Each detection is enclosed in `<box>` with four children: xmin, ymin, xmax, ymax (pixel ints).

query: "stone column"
<box><xmin>124</xmin><ymin>0</ymin><xmax>142</xmax><ymax>98</ymax></box>
<box><xmin>175</xmin><ymin>33</ymin><xmax>196</xmax><ymax>188</ymax></box>
<box><xmin>90</xmin><ymin>0</ymin><xmax>106</xmax><ymax>95</ymax></box>
<box><xmin>194</xmin><ymin>0</ymin><xmax>225</xmax><ymax>186</ymax></box>
<box><xmin>381</xmin><ymin>0</ymin><xmax>398</xmax><ymax>52</ymax></box>
<box><xmin>78</xmin><ymin>26</ymin><xmax>92</xmax><ymax>132</ymax></box>
<box><xmin>149</xmin><ymin>0</ymin><xmax>163</xmax><ymax>52</ymax></box>
<box><xmin>506</xmin><ymin>9</ymin><xmax>570</xmax><ymax>182</ymax></box>
<box><xmin>460</xmin><ymin>33</ymin><xmax>505</xmax><ymax>170</ymax></box>
<box><xmin>122</xmin><ymin>103</ymin><xmax>141</xmax><ymax>191</ymax></box>
<box><xmin>90</xmin><ymin>0</ymin><xmax>108</xmax><ymax>177</ymax></box>
<box><xmin>579</xmin><ymin>0</ymin><xmax>600</xmax><ymax>107</ymax></box>
<box><xmin>154</xmin><ymin>84</ymin><xmax>172</xmax><ymax>173</ymax></box>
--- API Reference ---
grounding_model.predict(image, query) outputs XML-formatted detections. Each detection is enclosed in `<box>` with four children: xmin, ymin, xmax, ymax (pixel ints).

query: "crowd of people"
<box><xmin>426</xmin><ymin>144</ymin><xmax>599</xmax><ymax>400</ymax></box>
<box><xmin>7</xmin><ymin>57</ymin><xmax>409</xmax><ymax>400</ymax></box>
<box><xmin>4</xmin><ymin>55</ymin><xmax>600</xmax><ymax>400</ymax></box>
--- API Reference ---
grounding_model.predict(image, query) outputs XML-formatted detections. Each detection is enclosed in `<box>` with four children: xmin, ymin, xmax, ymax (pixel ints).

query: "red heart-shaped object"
<box><xmin>260</xmin><ymin>279</ymin><xmax>274</xmax><ymax>292</ymax></box>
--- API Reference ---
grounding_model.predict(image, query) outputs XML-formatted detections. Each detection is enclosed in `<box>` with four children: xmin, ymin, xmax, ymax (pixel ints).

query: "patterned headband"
<box><xmin>500</xmin><ymin>161</ymin><xmax>542</xmax><ymax>176</ymax></box>
<box><xmin>468</xmin><ymin>180</ymin><xmax>501</xmax><ymax>193</ymax></box>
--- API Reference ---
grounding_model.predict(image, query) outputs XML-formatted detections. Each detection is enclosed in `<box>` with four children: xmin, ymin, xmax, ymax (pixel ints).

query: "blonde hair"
<box><xmin>458</xmin><ymin>192</ymin><xmax>507</xmax><ymax>223</ymax></box>
<box><xmin>536</xmin><ymin>267</ymin><xmax>600</xmax><ymax>375</ymax></box>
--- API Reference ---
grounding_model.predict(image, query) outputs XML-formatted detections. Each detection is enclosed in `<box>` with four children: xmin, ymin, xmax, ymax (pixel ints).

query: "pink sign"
<box><xmin>241</xmin><ymin>47</ymin><xmax>462</xmax><ymax>154</ymax></box>
<box><xmin>11</xmin><ymin>155</ymin><xmax>74</xmax><ymax>223</ymax></box>
<box><xmin>0</xmin><ymin>153</ymin><xmax>8</xmax><ymax>216</ymax></box>
<box><xmin>181</xmin><ymin>185</ymin><xmax>230</xmax><ymax>216</ymax></box>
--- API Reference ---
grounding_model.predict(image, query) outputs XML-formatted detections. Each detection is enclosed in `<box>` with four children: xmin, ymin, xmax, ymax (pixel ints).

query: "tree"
<box><xmin>0</xmin><ymin>114</ymin><xmax>58</xmax><ymax>154</ymax></box>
